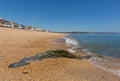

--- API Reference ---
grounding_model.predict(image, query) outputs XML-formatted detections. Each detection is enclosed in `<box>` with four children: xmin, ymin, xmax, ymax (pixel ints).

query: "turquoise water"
<box><xmin>70</xmin><ymin>34</ymin><xmax>120</xmax><ymax>58</ymax></box>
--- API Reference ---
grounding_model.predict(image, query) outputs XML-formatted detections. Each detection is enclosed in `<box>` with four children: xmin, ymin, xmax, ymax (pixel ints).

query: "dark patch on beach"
<box><xmin>102</xmin><ymin>76</ymin><xmax>105</xmax><ymax>78</ymax></box>
<box><xmin>8</xmin><ymin>50</ymin><xmax>103</xmax><ymax>68</ymax></box>
<box><xmin>8</xmin><ymin>50</ymin><xmax>79</xmax><ymax>68</ymax></box>
<box><xmin>0</xmin><ymin>55</ymin><xmax>5</xmax><ymax>58</ymax></box>
<box><xmin>22</xmin><ymin>71</ymin><xmax>29</xmax><ymax>74</ymax></box>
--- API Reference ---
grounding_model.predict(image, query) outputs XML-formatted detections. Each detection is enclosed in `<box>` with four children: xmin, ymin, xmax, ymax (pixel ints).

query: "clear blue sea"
<box><xmin>70</xmin><ymin>34</ymin><xmax>120</xmax><ymax>58</ymax></box>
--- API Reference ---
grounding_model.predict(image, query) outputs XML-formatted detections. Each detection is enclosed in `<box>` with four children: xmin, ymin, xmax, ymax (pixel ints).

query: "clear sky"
<box><xmin>0</xmin><ymin>0</ymin><xmax>120</xmax><ymax>32</ymax></box>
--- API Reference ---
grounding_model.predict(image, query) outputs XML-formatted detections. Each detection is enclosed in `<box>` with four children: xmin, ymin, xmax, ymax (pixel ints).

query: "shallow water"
<box><xmin>63</xmin><ymin>34</ymin><xmax>120</xmax><ymax>77</ymax></box>
<box><xmin>70</xmin><ymin>34</ymin><xmax>120</xmax><ymax>58</ymax></box>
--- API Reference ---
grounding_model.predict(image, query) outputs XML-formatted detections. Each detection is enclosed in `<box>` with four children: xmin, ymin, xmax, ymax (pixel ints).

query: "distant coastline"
<box><xmin>55</xmin><ymin>31</ymin><xmax>120</xmax><ymax>34</ymax></box>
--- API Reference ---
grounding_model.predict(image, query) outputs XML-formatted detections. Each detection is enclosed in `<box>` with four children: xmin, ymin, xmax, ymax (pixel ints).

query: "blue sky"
<box><xmin>0</xmin><ymin>0</ymin><xmax>120</xmax><ymax>32</ymax></box>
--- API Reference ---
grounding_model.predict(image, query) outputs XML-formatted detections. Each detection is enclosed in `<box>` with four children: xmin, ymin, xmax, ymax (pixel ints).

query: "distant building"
<box><xmin>10</xmin><ymin>22</ymin><xmax>14</xmax><ymax>28</ymax></box>
<box><xmin>23</xmin><ymin>26</ymin><xmax>33</xmax><ymax>30</ymax></box>
<box><xmin>0</xmin><ymin>19</ymin><xmax>11</xmax><ymax>27</ymax></box>
<box><xmin>12</xmin><ymin>22</ymin><xmax>20</xmax><ymax>28</ymax></box>
<box><xmin>33</xmin><ymin>27</ymin><xmax>42</xmax><ymax>31</ymax></box>
<box><xmin>20</xmin><ymin>24</ymin><xmax>26</xmax><ymax>29</ymax></box>
<box><xmin>45</xmin><ymin>30</ymin><xmax>49</xmax><ymax>32</ymax></box>
<box><xmin>0</xmin><ymin>19</ymin><xmax>4</xmax><ymax>27</ymax></box>
<box><xmin>0</xmin><ymin>17</ymin><xmax>49</xmax><ymax>32</ymax></box>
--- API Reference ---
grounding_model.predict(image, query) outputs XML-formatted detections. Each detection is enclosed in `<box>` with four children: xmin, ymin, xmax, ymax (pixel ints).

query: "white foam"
<box><xmin>63</xmin><ymin>37</ymin><xmax>81</xmax><ymax>53</ymax></box>
<box><xmin>67</xmin><ymin>49</ymin><xmax>76</xmax><ymax>53</ymax></box>
<box><xmin>82</xmin><ymin>49</ymin><xmax>88</xmax><ymax>51</ymax></box>
<box><xmin>89</xmin><ymin>57</ymin><xmax>120</xmax><ymax>77</ymax></box>
<box><xmin>64</xmin><ymin>37</ymin><xmax>79</xmax><ymax>47</ymax></box>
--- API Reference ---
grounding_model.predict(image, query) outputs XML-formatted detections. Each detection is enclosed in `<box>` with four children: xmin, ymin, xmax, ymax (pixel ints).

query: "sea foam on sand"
<box><xmin>89</xmin><ymin>57</ymin><xmax>120</xmax><ymax>77</ymax></box>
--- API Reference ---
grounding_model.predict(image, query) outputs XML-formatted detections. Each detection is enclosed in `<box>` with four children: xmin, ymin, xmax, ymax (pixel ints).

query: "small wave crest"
<box><xmin>63</xmin><ymin>36</ymin><xmax>81</xmax><ymax>53</ymax></box>
<box><xmin>63</xmin><ymin>37</ymin><xmax>79</xmax><ymax>47</ymax></box>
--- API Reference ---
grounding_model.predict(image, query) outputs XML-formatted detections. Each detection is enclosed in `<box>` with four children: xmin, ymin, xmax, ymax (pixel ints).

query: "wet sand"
<box><xmin>0</xmin><ymin>27</ymin><xmax>120</xmax><ymax>81</ymax></box>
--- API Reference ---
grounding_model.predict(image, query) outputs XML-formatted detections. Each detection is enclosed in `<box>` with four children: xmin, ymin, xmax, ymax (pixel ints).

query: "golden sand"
<box><xmin>0</xmin><ymin>27</ymin><xmax>119</xmax><ymax>81</ymax></box>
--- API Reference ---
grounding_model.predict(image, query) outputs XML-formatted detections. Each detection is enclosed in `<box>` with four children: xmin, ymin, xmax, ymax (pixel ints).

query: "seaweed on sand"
<box><xmin>8</xmin><ymin>50</ymin><xmax>104</xmax><ymax>68</ymax></box>
<box><xmin>43</xmin><ymin>50</ymin><xmax>79</xmax><ymax>59</ymax></box>
<box><xmin>8</xmin><ymin>50</ymin><xmax>81</xmax><ymax>68</ymax></box>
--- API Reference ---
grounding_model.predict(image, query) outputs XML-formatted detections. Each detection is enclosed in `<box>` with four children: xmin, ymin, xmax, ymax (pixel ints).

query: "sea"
<box><xmin>63</xmin><ymin>34</ymin><xmax>120</xmax><ymax>77</ymax></box>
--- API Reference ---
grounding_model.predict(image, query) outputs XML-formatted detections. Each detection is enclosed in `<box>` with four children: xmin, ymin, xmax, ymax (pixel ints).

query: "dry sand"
<box><xmin>0</xmin><ymin>27</ymin><xmax>119</xmax><ymax>81</ymax></box>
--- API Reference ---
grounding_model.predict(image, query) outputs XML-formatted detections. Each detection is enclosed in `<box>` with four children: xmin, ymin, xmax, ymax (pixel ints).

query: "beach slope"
<box><xmin>0</xmin><ymin>27</ymin><xmax>119</xmax><ymax>81</ymax></box>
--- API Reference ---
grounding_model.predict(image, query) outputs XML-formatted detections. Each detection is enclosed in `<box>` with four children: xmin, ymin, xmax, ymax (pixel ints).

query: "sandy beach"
<box><xmin>0</xmin><ymin>27</ymin><xmax>120</xmax><ymax>81</ymax></box>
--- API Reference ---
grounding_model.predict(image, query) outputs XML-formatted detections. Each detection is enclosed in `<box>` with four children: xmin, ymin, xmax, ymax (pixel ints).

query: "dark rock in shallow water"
<box><xmin>8</xmin><ymin>50</ymin><xmax>82</xmax><ymax>68</ymax></box>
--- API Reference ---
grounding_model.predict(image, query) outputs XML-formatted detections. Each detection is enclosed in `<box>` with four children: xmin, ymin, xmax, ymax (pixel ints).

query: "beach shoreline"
<box><xmin>0</xmin><ymin>27</ymin><xmax>120</xmax><ymax>81</ymax></box>
<box><xmin>63</xmin><ymin>34</ymin><xmax>120</xmax><ymax>77</ymax></box>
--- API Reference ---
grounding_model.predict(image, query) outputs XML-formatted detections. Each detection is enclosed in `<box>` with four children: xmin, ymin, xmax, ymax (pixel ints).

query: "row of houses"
<box><xmin>0</xmin><ymin>18</ymin><xmax>22</xmax><ymax>28</ymax></box>
<box><xmin>0</xmin><ymin>18</ymin><xmax>47</xmax><ymax>31</ymax></box>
